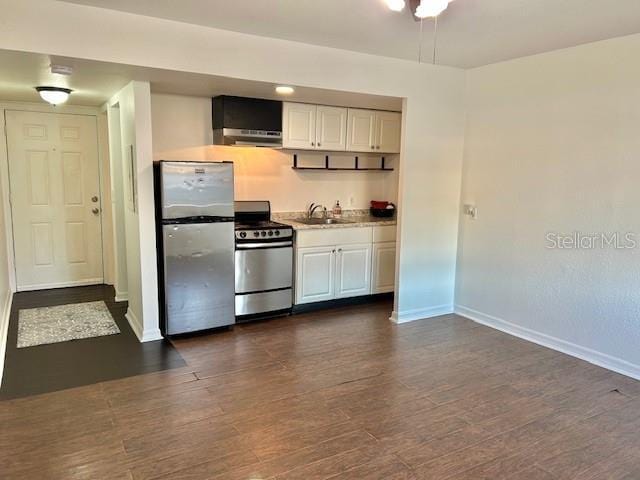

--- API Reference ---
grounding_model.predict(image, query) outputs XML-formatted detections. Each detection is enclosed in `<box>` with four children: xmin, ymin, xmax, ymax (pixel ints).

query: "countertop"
<box><xmin>274</xmin><ymin>210</ymin><xmax>397</xmax><ymax>231</ymax></box>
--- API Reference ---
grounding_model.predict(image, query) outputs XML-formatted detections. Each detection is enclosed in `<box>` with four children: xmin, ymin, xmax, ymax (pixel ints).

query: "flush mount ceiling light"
<box><xmin>35</xmin><ymin>86</ymin><xmax>72</xmax><ymax>105</ymax></box>
<box><xmin>275</xmin><ymin>85</ymin><xmax>295</xmax><ymax>95</ymax></box>
<box><xmin>384</xmin><ymin>0</ymin><xmax>406</xmax><ymax>12</ymax></box>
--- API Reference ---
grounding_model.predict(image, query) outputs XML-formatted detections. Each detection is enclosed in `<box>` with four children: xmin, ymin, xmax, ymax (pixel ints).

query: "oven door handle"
<box><xmin>236</xmin><ymin>241</ymin><xmax>293</xmax><ymax>249</ymax></box>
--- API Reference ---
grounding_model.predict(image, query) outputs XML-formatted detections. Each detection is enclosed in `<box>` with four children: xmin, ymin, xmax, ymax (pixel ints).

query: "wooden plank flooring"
<box><xmin>1</xmin><ymin>299</ymin><xmax>640</xmax><ymax>479</ymax></box>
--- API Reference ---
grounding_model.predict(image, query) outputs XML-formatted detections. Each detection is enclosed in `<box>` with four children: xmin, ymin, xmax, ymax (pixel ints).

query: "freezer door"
<box><xmin>161</xmin><ymin>161</ymin><xmax>234</xmax><ymax>220</ymax></box>
<box><xmin>163</xmin><ymin>222</ymin><xmax>235</xmax><ymax>334</ymax></box>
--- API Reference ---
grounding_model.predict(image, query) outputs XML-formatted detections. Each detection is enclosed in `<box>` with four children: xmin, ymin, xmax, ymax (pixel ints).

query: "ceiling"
<box><xmin>61</xmin><ymin>0</ymin><xmax>640</xmax><ymax>68</ymax></box>
<box><xmin>0</xmin><ymin>49</ymin><xmax>402</xmax><ymax>109</ymax></box>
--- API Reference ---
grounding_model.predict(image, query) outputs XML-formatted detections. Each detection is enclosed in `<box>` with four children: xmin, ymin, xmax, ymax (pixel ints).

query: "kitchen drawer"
<box><xmin>373</xmin><ymin>225</ymin><xmax>397</xmax><ymax>243</ymax></box>
<box><xmin>296</xmin><ymin>227</ymin><xmax>372</xmax><ymax>248</ymax></box>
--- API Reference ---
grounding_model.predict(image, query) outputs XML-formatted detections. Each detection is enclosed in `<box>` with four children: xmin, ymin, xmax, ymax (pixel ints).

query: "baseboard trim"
<box><xmin>125</xmin><ymin>308</ymin><xmax>163</xmax><ymax>343</ymax></box>
<box><xmin>114</xmin><ymin>291</ymin><xmax>128</xmax><ymax>302</ymax></box>
<box><xmin>0</xmin><ymin>290</ymin><xmax>14</xmax><ymax>387</ymax></box>
<box><xmin>455</xmin><ymin>305</ymin><xmax>640</xmax><ymax>381</ymax></box>
<box><xmin>390</xmin><ymin>304</ymin><xmax>453</xmax><ymax>324</ymax></box>
<box><xmin>17</xmin><ymin>278</ymin><xmax>104</xmax><ymax>292</ymax></box>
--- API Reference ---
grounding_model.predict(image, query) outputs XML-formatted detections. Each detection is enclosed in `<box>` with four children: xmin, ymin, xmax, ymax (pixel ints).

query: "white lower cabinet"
<box><xmin>295</xmin><ymin>226</ymin><xmax>395</xmax><ymax>305</ymax></box>
<box><xmin>296</xmin><ymin>246</ymin><xmax>335</xmax><ymax>304</ymax></box>
<box><xmin>296</xmin><ymin>243</ymin><xmax>371</xmax><ymax>304</ymax></box>
<box><xmin>335</xmin><ymin>243</ymin><xmax>372</xmax><ymax>298</ymax></box>
<box><xmin>372</xmin><ymin>242</ymin><xmax>396</xmax><ymax>294</ymax></box>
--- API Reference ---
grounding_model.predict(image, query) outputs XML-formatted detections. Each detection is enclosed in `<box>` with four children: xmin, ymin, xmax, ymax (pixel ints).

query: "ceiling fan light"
<box><xmin>415</xmin><ymin>0</ymin><xmax>450</xmax><ymax>18</ymax></box>
<box><xmin>35</xmin><ymin>86</ymin><xmax>72</xmax><ymax>105</ymax></box>
<box><xmin>385</xmin><ymin>0</ymin><xmax>406</xmax><ymax>12</ymax></box>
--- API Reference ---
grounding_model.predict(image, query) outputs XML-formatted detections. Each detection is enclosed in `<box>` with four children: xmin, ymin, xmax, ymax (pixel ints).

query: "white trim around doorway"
<box><xmin>0</xmin><ymin>101</ymin><xmax>112</xmax><ymax>293</ymax></box>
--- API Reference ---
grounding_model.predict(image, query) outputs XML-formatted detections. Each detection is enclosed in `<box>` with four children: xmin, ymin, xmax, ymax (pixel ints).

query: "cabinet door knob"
<box><xmin>311</xmin><ymin>142</ymin><xmax>315</xmax><ymax>146</ymax></box>
<box><xmin>91</xmin><ymin>196</ymin><xmax>99</xmax><ymax>202</ymax></box>
<box><xmin>371</xmin><ymin>145</ymin><xmax>374</xmax><ymax>149</ymax></box>
<box><xmin>317</xmin><ymin>143</ymin><xmax>321</xmax><ymax>147</ymax></box>
<box><xmin>92</xmin><ymin>208</ymin><xmax>100</xmax><ymax>215</ymax></box>
<box><xmin>376</xmin><ymin>146</ymin><xmax>380</xmax><ymax>150</ymax></box>
<box><xmin>332</xmin><ymin>249</ymin><xmax>336</xmax><ymax>253</ymax></box>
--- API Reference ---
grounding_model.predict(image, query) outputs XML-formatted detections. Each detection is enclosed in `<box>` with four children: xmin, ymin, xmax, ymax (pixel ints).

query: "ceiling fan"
<box><xmin>385</xmin><ymin>0</ymin><xmax>455</xmax><ymax>63</ymax></box>
<box><xmin>385</xmin><ymin>0</ymin><xmax>454</xmax><ymax>19</ymax></box>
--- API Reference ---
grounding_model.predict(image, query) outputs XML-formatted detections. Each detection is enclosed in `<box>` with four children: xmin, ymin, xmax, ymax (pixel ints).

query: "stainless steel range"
<box><xmin>234</xmin><ymin>201</ymin><xmax>294</xmax><ymax>320</ymax></box>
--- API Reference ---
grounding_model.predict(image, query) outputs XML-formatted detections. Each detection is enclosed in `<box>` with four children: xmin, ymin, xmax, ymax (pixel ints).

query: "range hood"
<box><xmin>212</xmin><ymin>95</ymin><xmax>283</xmax><ymax>147</ymax></box>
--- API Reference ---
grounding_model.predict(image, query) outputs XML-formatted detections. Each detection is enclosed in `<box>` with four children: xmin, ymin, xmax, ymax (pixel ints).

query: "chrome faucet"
<box><xmin>307</xmin><ymin>203</ymin><xmax>325</xmax><ymax>218</ymax></box>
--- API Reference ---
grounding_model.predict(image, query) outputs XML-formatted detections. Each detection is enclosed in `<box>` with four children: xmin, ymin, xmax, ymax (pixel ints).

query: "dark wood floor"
<box><xmin>1</xmin><ymin>285</ymin><xmax>184</xmax><ymax>400</ymax></box>
<box><xmin>1</xmin><ymin>299</ymin><xmax>640</xmax><ymax>479</ymax></box>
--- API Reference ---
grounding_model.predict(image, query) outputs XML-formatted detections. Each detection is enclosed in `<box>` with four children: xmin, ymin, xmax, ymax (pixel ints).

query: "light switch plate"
<box><xmin>463</xmin><ymin>204</ymin><xmax>477</xmax><ymax>219</ymax></box>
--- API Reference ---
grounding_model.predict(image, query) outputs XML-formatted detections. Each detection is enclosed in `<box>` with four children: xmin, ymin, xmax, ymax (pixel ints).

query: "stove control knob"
<box><xmin>274</xmin><ymin>230</ymin><xmax>280</xmax><ymax>236</ymax></box>
<box><xmin>253</xmin><ymin>231</ymin><xmax>260</xmax><ymax>238</ymax></box>
<box><xmin>261</xmin><ymin>231</ymin><xmax>267</xmax><ymax>237</ymax></box>
<box><xmin>239</xmin><ymin>232</ymin><xmax>247</xmax><ymax>239</ymax></box>
<box><xmin>268</xmin><ymin>230</ymin><xmax>273</xmax><ymax>236</ymax></box>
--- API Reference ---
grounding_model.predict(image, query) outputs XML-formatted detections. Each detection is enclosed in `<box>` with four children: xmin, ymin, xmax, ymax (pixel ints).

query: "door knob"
<box><xmin>92</xmin><ymin>208</ymin><xmax>100</xmax><ymax>215</ymax></box>
<box><xmin>91</xmin><ymin>196</ymin><xmax>99</xmax><ymax>202</ymax></box>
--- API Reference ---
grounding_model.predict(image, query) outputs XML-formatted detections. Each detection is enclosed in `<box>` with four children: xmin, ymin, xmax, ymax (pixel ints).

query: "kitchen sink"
<box><xmin>294</xmin><ymin>217</ymin><xmax>354</xmax><ymax>225</ymax></box>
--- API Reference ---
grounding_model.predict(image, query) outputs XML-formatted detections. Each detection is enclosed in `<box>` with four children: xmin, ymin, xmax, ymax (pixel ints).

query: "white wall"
<box><xmin>108</xmin><ymin>81</ymin><xmax>162</xmax><ymax>342</ymax></box>
<box><xmin>106</xmin><ymin>104</ymin><xmax>129</xmax><ymax>301</ymax></box>
<box><xmin>150</xmin><ymin>93</ymin><xmax>399</xmax><ymax>212</ymax></box>
<box><xmin>456</xmin><ymin>33</ymin><xmax>640</xmax><ymax>378</ymax></box>
<box><xmin>0</xmin><ymin>129</ymin><xmax>13</xmax><ymax>384</ymax></box>
<box><xmin>1</xmin><ymin>0</ymin><xmax>467</xmax><ymax>325</ymax></box>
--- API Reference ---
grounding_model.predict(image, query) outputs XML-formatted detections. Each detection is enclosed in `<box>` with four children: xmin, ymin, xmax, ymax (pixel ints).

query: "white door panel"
<box><xmin>346</xmin><ymin>109</ymin><xmax>376</xmax><ymax>153</ymax></box>
<box><xmin>283</xmin><ymin>102</ymin><xmax>317</xmax><ymax>150</ymax></box>
<box><xmin>316</xmin><ymin>106</ymin><xmax>347</xmax><ymax>151</ymax></box>
<box><xmin>376</xmin><ymin>111</ymin><xmax>402</xmax><ymax>153</ymax></box>
<box><xmin>372</xmin><ymin>242</ymin><xmax>396</xmax><ymax>294</ymax></box>
<box><xmin>6</xmin><ymin>110</ymin><xmax>103</xmax><ymax>290</ymax></box>
<box><xmin>295</xmin><ymin>246</ymin><xmax>335</xmax><ymax>304</ymax></box>
<box><xmin>335</xmin><ymin>243</ymin><xmax>371</xmax><ymax>298</ymax></box>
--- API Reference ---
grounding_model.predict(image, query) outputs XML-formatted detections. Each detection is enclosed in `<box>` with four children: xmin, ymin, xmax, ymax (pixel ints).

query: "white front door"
<box><xmin>5</xmin><ymin>110</ymin><xmax>103</xmax><ymax>291</ymax></box>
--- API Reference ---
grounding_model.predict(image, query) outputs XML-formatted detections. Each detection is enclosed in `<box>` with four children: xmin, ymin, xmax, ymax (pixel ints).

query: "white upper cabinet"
<box><xmin>346</xmin><ymin>109</ymin><xmax>401</xmax><ymax>154</ymax></box>
<box><xmin>283</xmin><ymin>102</ymin><xmax>316</xmax><ymax>149</ymax></box>
<box><xmin>346</xmin><ymin>109</ymin><xmax>377</xmax><ymax>153</ymax></box>
<box><xmin>316</xmin><ymin>106</ymin><xmax>347</xmax><ymax>151</ymax></box>
<box><xmin>284</xmin><ymin>102</ymin><xmax>401</xmax><ymax>153</ymax></box>
<box><xmin>376</xmin><ymin>111</ymin><xmax>402</xmax><ymax>153</ymax></box>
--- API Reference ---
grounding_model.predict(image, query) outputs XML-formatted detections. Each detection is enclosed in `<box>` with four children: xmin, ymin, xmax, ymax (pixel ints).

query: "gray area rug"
<box><xmin>17</xmin><ymin>301</ymin><xmax>120</xmax><ymax>348</ymax></box>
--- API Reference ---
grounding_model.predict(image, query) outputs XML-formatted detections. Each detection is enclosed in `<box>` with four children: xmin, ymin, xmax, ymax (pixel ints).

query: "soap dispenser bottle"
<box><xmin>332</xmin><ymin>200</ymin><xmax>342</xmax><ymax>218</ymax></box>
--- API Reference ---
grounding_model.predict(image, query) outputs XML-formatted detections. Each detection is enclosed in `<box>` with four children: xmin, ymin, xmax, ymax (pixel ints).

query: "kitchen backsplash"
<box><xmin>272</xmin><ymin>209</ymin><xmax>371</xmax><ymax>220</ymax></box>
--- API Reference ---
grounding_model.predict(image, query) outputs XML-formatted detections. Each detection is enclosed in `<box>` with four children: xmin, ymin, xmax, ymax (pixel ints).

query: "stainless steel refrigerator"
<box><xmin>158</xmin><ymin>161</ymin><xmax>235</xmax><ymax>335</ymax></box>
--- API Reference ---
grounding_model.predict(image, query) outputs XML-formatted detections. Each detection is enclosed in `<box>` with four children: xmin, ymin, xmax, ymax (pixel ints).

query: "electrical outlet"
<box><xmin>463</xmin><ymin>204</ymin><xmax>477</xmax><ymax>219</ymax></box>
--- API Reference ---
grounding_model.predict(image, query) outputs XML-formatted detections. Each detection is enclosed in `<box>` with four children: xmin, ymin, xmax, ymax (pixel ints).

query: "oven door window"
<box><xmin>235</xmin><ymin>246</ymin><xmax>293</xmax><ymax>294</ymax></box>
